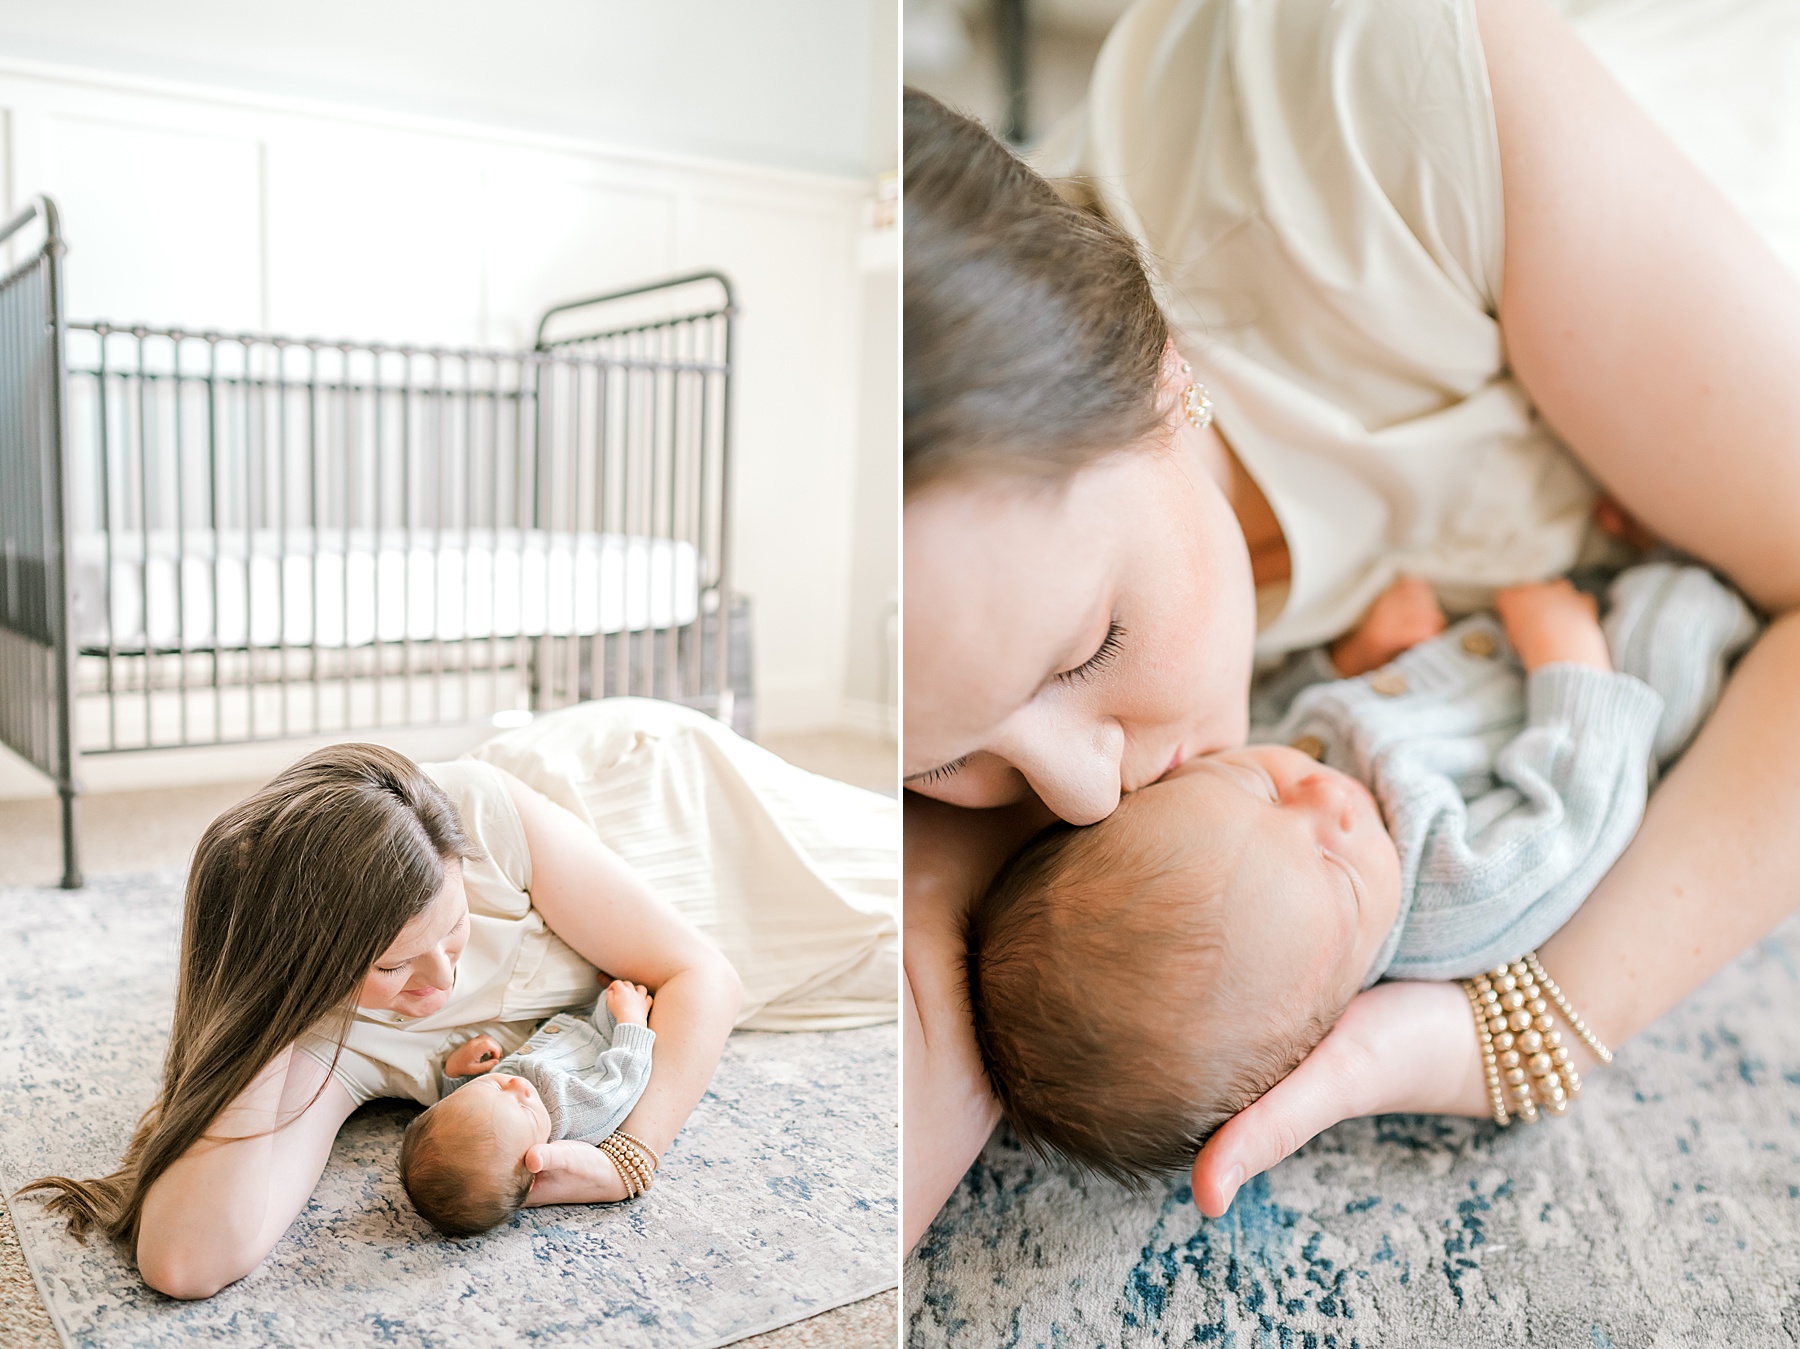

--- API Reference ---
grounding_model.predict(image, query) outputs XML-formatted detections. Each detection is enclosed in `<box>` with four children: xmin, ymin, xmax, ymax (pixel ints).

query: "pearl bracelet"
<box><xmin>596</xmin><ymin>1130</ymin><xmax>661</xmax><ymax>1198</ymax></box>
<box><xmin>1461</xmin><ymin>953</ymin><xmax>1611</xmax><ymax>1126</ymax></box>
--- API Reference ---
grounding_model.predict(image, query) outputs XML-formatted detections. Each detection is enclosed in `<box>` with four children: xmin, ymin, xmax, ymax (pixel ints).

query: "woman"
<box><xmin>26</xmin><ymin>698</ymin><xmax>896</xmax><ymax>1298</ymax></box>
<box><xmin>904</xmin><ymin>0</ymin><xmax>1800</xmax><ymax>1253</ymax></box>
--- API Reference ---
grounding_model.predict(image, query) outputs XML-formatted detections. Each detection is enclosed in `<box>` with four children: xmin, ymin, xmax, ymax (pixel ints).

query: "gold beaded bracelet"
<box><xmin>1461</xmin><ymin>953</ymin><xmax>1612</xmax><ymax>1126</ymax></box>
<box><xmin>596</xmin><ymin>1130</ymin><xmax>662</xmax><ymax>1198</ymax></box>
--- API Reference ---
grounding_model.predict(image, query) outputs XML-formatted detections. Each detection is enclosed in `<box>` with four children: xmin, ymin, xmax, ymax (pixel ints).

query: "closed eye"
<box><xmin>1219</xmin><ymin>762</ymin><xmax>1279</xmax><ymax>803</ymax></box>
<box><xmin>1320</xmin><ymin>847</ymin><xmax>1362</xmax><ymax>912</ymax></box>
<box><xmin>1054</xmin><ymin>620</ymin><xmax>1126</xmax><ymax>685</ymax></box>
<box><xmin>906</xmin><ymin>754</ymin><xmax>970</xmax><ymax>787</ymax></box>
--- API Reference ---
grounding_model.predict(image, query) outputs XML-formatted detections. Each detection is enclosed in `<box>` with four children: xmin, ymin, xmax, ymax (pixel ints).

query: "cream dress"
<box><xmin>1040</xmin><ymin>0</ymin><xmax>1800</xmax><ymax>658</ymax></box>
<box><xmin>296</xmin><ymin>698</ymin><xmax>897</xmax><ymax>1106</ymax></box>
<box><xmin>1037</xmin><ymin>0</ymin><xmax>1595</xmax><ymax>657</ymax></box>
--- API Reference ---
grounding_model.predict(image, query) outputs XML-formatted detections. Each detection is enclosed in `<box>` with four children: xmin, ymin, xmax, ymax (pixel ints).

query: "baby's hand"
<box><xmin>1330</xmin><ymin>575</ymin><xmax>1446</xmax><ymax>676</ymax></box>
<box><xmin>606</xmin><ymin>979</ymin><xmax>654</xmax><ymax>1027</ymax></box>
<box><xmin>1494</xmin><ymin>580</ymin><xmax>1611</xmax><ymax>673</ymax></box>
<box><xmin>444</xmin><ymin>1034</ymin><xmax>504</xmax><ymax>1077</ymax></box>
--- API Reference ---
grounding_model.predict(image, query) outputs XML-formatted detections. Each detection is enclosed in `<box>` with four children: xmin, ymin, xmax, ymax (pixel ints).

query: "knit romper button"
<box><xmin>1461</xmin><ymin>630</ymin><xmax>1497</xmax><ymax>658</ymax></box>
<box><xmin>1369</xmin><ymin>670</ymin><xmax>1409</xmax><ymax>697</ymax></box>
<box><xmin>1290</xmin><ymin>734</ymin><xmax>1325</xmax><ymax>760</ymax></box>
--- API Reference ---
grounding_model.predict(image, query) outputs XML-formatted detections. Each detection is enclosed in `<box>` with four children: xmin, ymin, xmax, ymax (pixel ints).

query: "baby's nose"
<box><xmin>1297</xmin><ymin>771</ymin><xmax>1359</xmax><ymax>832</ymax></box>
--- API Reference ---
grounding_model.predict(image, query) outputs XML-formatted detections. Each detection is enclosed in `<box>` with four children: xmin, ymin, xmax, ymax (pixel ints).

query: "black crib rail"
<box><xmin>0</xmin><ymin>196</ymin><xmax>742</xmax><ymax>888</ymax></box>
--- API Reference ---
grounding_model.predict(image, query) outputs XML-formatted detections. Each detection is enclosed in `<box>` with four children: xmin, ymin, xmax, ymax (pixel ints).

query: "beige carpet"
<box><xmin>0</xmin><ymin>724</ymin><xmax>897</xmax><ymax>1349</ymax></box>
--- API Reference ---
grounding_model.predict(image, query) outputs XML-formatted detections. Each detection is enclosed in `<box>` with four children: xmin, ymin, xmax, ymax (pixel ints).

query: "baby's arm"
<box><xmin>1494</xmin><ymin>580</ymin><xmax>1611</xmax><ymax>672</ymax></box>
<box><xmin>443</xmin><ymin>1034</ymin><xmax>504</xmax><ymax>1079</ymax></box>
<box><xmin>1383</xmin><ymin>618</ymin><xmax>1662</xmax><ymax>980</ymax></box>
<box><xmin>1253</xmin><ymin>578</ymin><xmax>1447</xmax><ymax>735</ymax></box>
<box><xmin>1330</xmin><ymin>575</ymin><xmax>1447</xmax><ymax>677</ymax></box>
<box><xmin>606</xmin><ymin>979</ymin><xmax>653</xmax><ymax>1027</ymax></box>
<box><xmin>547</xmin><ymin>982</ymin><xmax>657</xmax><ymax>1143</ymax></box>
<box><xmin>519</xmin><ymin>985</ymin><xmax>659</xmax><ymax>1205</ymax></box>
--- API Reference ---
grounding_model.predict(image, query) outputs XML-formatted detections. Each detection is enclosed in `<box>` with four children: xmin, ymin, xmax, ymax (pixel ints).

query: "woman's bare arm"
<box><xmin>135</xmin><ymin>1045</ymin><xmax>358</xmax><ymax>1299</ymax></box>
<box><xmin>497</xmin><ymin>770</ymin><xmax>743</xmax><ymax>1184</ymax></box>
<box><xmin>1192</xmin><ymin>0</ymin><xmax>1800</xmax><ymax>1211</ymax></box>
<box><xmin>903</xmin><ymin>791</ymin><xmax>1054</xmax><ymax>1252</ymax></box>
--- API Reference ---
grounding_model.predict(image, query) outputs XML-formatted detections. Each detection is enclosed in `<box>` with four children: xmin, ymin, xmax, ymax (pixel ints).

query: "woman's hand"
<box><xmin>1190</xmin><ymin>980</ymin><xmax>1491</xmax><ymax>1216</ymax></box>
<box><xmin>524</xmin><ymin>1140</ymin><xmax>632</xmax><ymax>1206</ymax></box>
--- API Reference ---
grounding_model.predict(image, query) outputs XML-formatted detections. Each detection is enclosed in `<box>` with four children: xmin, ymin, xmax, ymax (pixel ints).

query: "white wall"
<box><xmin>0</xmin><ymin>0</ymin><xmax>881</xmax><ymax>178</ymax></box>
<box><xmin>0</xmin><ymin>50</ymin><xmax>874</xmax><ymax>779</ymax></box>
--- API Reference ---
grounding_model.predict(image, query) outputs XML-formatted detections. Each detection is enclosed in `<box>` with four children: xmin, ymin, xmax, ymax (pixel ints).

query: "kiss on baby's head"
<box><xmin>967</xmin><ymin>745</ymin><xmax>1404</xmax><ymax>1185</ymax></box>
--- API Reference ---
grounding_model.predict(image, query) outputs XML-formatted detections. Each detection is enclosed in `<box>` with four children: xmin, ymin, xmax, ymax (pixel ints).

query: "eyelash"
<box><xmin>1055</xmin><ymin>620</ymin><xmax>1126</xmax><ymax>685</ymax></box>
<box><xmin>913</xmin><ymin>755</ymin><xmax>971</xmax><ymax>786</ymax></box>
<box><xmin>909</xmin><ymin>624</ymin><xmax>1126</xmax><ymax>788</ymax></box>
<box><xmin>377</xmin><ymin>912</ymin><xmax>467</xmax><ymax>975</ymax></box>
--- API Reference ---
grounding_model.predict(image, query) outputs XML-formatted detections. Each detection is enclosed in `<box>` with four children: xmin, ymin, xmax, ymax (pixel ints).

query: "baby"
<box><xmin>400</xmin><ymin>979</ymin><xmax>656</xmax><ymax>1236</ymax></box>
<box><xmin>967</xmin><ymin>560</ymin><xmax>1759</xmax><ymax>1185</ymax></box>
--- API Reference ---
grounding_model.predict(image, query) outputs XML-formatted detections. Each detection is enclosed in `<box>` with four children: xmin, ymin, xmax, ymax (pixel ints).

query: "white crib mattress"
<box><xmin>72</xmin><ymin>528</ymin><xmax>701</xmax><ymax>652</ymax></box>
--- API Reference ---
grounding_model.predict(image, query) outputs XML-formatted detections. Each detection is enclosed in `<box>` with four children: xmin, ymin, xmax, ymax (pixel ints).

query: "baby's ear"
<box><xmin>524</xmin><ymin>1143</ymin><xmax>550</xmax><ymax>1176</ymax></box>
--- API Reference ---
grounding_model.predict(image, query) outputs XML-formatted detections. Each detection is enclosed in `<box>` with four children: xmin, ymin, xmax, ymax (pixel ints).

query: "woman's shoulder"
<box><xmin>421</xmin><ymin>758</ymin><xmax>534</xmax><ymax>908</ymax></box>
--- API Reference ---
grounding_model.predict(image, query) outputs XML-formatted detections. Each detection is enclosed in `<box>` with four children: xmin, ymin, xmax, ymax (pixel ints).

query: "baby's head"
<box><xmin>967</xmin><ymin>744</ymin><xmax>1403</xmax><ymax>1184</ymax></box>
<box><xmin>400</xmin><ymin>1073</ymin><xmax>554</xmax><ymax>1236</ymax></box>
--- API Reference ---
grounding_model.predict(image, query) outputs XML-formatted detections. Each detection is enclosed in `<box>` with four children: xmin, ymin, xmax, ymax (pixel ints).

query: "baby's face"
<box><xmin>1127</xmin><ymin>744</ymin><xmax>1404</xmax><ymax>1011</ymax></box>
<box><xmin>430</xmin><ymin>1072</ymin><xmax>555</xmax><ymax>1171</ymax></box>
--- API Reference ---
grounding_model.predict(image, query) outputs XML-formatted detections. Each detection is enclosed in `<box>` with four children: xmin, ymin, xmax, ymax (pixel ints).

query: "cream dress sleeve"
<box><xmin>1038</xmin><ymin>0</ymin><xmax>1598</xmax><ymax>656</ymax></box>
<box><xmin>293</xmin><ymin>758</ymin><xmax>602</xmax><ymax>1106</ymax></box>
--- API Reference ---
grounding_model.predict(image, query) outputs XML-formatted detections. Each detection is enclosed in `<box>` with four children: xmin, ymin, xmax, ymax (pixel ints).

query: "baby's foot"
<box><xmin>606</xmin><ymin>979</ymin><xmax>654</xmax><ymax>1027</ymax></box>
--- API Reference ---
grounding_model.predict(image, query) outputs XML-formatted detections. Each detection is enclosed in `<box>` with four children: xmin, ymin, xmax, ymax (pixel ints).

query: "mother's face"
<box><xmin>904</xmin><ymin>436</ymin><xmax>1257</xmax><ymax>825</ymax></box>
<box><xmin>358</xmin><ymin>862</ymin><xmax>471</xmax><ymax>1018</ymax></box>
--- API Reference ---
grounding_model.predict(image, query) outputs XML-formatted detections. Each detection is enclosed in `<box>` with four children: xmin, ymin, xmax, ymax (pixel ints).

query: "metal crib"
<box><xmin>0</xmin><ymin>195</ymin><xmax>749</xmax><ymax>889</ymax></box>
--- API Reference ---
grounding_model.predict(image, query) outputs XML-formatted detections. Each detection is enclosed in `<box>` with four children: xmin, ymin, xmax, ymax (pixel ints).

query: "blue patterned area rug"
<box><xmin>0</xmin><ymin>875</ymin><xmax>897</xmax><ymax>1349</ymax></box>
<box><xmin>909</xmin><ymin>912</ymin><xmax>1800</xmax><ymax>1346</ymax></box>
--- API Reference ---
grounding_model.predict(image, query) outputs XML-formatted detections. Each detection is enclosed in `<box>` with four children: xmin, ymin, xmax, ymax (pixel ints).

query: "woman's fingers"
<box><xmin>1191</xmin><ymin>981</ymin><xmax>1486</xmax><ymax>1216</ymax></box>
<box><xmin>1191</xmin><ymin>1012</ymin><xmax>1380</xmax><ymax>1217</ymax></box>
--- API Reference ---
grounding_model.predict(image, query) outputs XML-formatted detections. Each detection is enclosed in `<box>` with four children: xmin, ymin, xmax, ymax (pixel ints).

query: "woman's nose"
<box><xmin>994</xmin><ymin>702</ymin><xmax>1128</xmax><ymax>825</ymax></box>
<box><xmin>414</xmin><ymin>947</ymin><xmax>454</xmax><ymax>992</ymax></box>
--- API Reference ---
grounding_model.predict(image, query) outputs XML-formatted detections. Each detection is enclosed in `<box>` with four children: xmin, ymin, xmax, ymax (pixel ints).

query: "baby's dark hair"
<box><xmin>967</xmin><ymin>813</ymin><xmax>1347</xmax><ymax>1186</ymax></box>
<box><xmin>400</xmin><ymin>1098</ymin><xmax>533</xmax><ymax>1237</ymax></box>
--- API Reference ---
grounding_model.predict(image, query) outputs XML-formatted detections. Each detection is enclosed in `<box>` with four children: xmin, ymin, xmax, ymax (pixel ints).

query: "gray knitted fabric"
<box><xmin>1603</xmin><ymin>558</ymin><xmax>1761</xmax><ymax>764</ymax></box>
<box><xmin>461</xmin><ymin>997</ymin><xmax>655</xmax><ymax>1143</ymax></box>
<box><xmin>1251</xmin><ymin>562</ymin><xmax>1758</xmax><ymax>985</ymax></box>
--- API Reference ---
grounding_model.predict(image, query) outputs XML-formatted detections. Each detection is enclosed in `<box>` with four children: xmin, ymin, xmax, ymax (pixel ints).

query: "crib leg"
<box><xmin>58</xmin><ymin>782</ymin><xmax>82</xmax><ymax>890</ymax></box>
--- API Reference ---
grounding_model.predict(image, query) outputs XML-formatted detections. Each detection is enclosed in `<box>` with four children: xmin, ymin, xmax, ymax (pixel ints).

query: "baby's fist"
<box><xmin>606</xmin><ymin>979</ymin><xmax>654</xmax><ymax>1027</ymax></box>
<box><xmin>445</xmin><ymin>1033</ymin><xmax>503</xmax><ymax>1077</ymax></box>
<box><xmin>1494</xmin><ymin>580</ymin><xmax>1610</xmax><ymax>673</ymax></box>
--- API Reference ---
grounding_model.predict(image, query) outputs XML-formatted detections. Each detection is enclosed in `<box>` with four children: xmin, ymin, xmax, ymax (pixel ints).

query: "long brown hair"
<box><xmin>904</xmin><ymin>88</ymin><xmax>1171</xmax><ymax>493</ymax></box>
<box><xmin>18</xmin><ymin>743</ymin><xmax>479</xmax><ymax>1246</ymax></box>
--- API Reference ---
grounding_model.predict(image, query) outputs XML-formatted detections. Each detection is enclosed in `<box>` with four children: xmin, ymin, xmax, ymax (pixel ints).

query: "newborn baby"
<box><xmin>967</xmin><ymin>561</ymin><xmax>1758</xmax><ymax>1184</ymax></box>
<box><xmin>400</xmin><ymin>979</ymin><xmax>655</xmax><ymax>1235</ymax></box>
